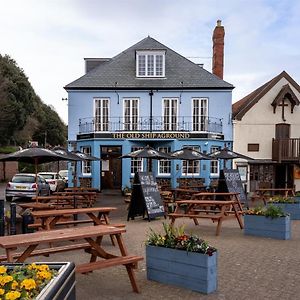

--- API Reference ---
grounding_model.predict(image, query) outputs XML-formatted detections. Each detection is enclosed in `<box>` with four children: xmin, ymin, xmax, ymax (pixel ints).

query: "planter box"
<box><xmin>244</xmin><ymin>215</ymin><xmax>291</xmax><ymax>240</ymax></box>
<box><xmin>146</xmin><ymin>245</ymin><xmax>217</xmax><ymax>294</ymax></box>
<box><xmin>3</xmin><ymin>262</ymin><xmax>76</xmax><ymax>300</ymax></box>
<box><xmin>268</xmin><ymin>202</ymin><xmax>300</xmax><ymax>220</ymax></box>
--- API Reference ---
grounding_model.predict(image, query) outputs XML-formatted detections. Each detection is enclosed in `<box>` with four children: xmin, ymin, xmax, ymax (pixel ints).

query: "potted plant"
<box><xmin>145</xmin><ymin>223</ymin><xmax>217</xmax><ymax>294</ymax></box>
<box><xmin>268</xmin><ymin>195</ymin><xmax>300</xmax><ymax>220</ymax></box>
<box><xmin>244</xmin><ymin>204</ymin><xmax>291</xmax><ymax>240</ymax></box>
<box><xmin>0</xmin><ymin>262</ymin><xmax>75</xmax><ymax>300</ymax></box>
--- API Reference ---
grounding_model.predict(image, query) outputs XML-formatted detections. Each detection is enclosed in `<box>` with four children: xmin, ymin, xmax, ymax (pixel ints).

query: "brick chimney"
<box><xmin>212</xmin><ymin>20</ymin><xmax>225</xmax><ymax>79</ymax></box>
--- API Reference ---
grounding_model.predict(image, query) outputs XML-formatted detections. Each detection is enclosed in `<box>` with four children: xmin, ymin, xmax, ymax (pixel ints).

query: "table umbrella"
<box><xmin>209</xmin><ymin>146</ymin><xmax>253</xmax><ymax>169</ymax></box>
<box><xmin>120</xmin><ymin>145</ymin><xmax>171</xmax><ymax>172</ymax></box>
<box><xmin>52</xmin><ymin>147</ymin><xmax>85</xmax><ymax>187</ymax></box>
<box><xmin>170</xmin><ymin>148</ymin><xmax>211</xmax><ymax>187</ymax></box>
<box><xmin>0</xmin><ymin>147</ymin><xmax>78</xmax><ymax>199</ymax></box>
<box><xmin>71</xmin><ymin>150</ymin><xmax>102</xmax><ymax>161</ymax></box>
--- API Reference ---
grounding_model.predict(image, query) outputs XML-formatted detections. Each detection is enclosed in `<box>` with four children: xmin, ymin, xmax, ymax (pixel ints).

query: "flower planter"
<box><xmin>244</xmin><ymin>215</ymin><xmax>291</xmax><ymax>240</ymax></box>
<box><xmin>268</xmin><ymin>202</ymin><xmax>300</xmax><ymax>220</ymax></box>
<box><xmin>146</xmin><ymin>245</ymin><xmax>217</xmax><ymax>294</ymax></box>
<box><xmin>3</xmin><ymin>262</ymin><xmax>76</xmax><ymax>300</ymax></box>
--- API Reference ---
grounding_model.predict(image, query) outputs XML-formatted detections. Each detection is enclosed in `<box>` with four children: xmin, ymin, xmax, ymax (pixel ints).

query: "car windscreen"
<box><xmin>59</xmin><ymin>171</ymin><xmax>68</xmax><ymax>177</ymax></box>
<box><xmin>39</xmin><ymin>174</ymin><xmax>55</xmax><ymax>179</ymax></box>
<box><xmin>12</xmin><ymin>175</ymin><xmax>35</xmax><ymax>183</ymax></box>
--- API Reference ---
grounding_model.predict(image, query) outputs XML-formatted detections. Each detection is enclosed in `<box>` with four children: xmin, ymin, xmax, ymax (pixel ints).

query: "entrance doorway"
<box><xmin>101</xmin><ymin>146</ymin><xmax>122</xmax><ymax>189</ymax></box>
<box><xmin>275</xmin><ymin>164</ymin><xmax>293</xmax><ymax>189</ymax></box>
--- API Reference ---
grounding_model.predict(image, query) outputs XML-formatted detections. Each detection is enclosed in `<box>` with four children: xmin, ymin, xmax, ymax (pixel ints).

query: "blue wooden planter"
<box><xmin>3</xmin><ymin>262</ymin><xmax>76</xmax><ymax>300</ymax></box>
<box><xmin>244</xmin><ymin>215</ymin><xmax>291</xmax><ymax>240</ymax></box>
<box><xmin>267</xmin><ymin>202</ymin><xmax>300</xmax><ymax>220</ymax></box>
<box><xmin>146</xmin><ymin>245</ymin><xmax>217</xmax><ymax>294</ymax></box>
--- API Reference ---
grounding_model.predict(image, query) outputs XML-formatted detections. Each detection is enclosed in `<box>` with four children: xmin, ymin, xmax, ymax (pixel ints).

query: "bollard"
<box><xmin>10</xmin><ymin>202</ymin><xmax>17</xmax><ymax>235</ymax></box>
<box><xmin>22</xmin><ymin>211</ymin><xmax>34</xmax><ymax>234</ymax></box>
<box><xmin>0</xmin><ymin>200</ymin><xmax>4</xmax><ymax>236</ymax></box>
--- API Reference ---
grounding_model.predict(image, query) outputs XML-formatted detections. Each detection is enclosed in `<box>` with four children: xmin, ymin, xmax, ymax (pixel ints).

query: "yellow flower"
<box><xmin>5</xmin><ymin>291</ymin><xmax>21</xmax><ymax>300</ymax></box>
<box><xmin>11</xmin><ymin>280</ymin><xmax>18</xmax><ymax>290</ymax></box>
<box><xmin>0</xmin><ymin>288</ymin><xmax>5</xmax><ymax>295</ymax></box>
<box><xmin>20</xmin><ymin>278</ymin><xmax>36</xmax><ymax>290</ymax></box>
<box><xmin>0</xmin><ymin>266</ymin><xmax>7</xmax><ymax>274</ymax></box>
<box><xmin>0</xmin><ymin>275</ymin><xmax>13</xmax><ymax>285</ymax></box>
<box><xmin>37</xmin><ymin>265</ymin><xmax>49</xmax><ymax>272</ymax></box>
<box><xmin>37</xmin><ymin>271</ymin><xmax>52</xmax><ymax>280</ymax></box>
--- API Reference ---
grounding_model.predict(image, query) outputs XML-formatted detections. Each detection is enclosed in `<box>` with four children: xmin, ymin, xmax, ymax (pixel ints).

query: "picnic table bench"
<box><xmin>251</xmin><ymin>188</ymin><xmax>296</xmax><ymax>205</ymax></box>
<box><xmin>0</xmin><ymin>225</ymin><xmax>143</xmax><ymax>293</ymax></box>
<box><xmin>168</xmin><ymin>199</ymin><xmax>244</xmax><ymax>236</ymax></box>
<box><xmin>53</xmin><ymin>191</ymin><xmax>97</xmax><ymax>207</ymax></box>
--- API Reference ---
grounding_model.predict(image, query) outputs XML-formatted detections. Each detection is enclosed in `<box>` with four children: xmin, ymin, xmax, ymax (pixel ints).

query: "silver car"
<box><xmin>5</xmin><ymin>173</ymin><xmax>51</xmax><ymax>201</ymax></box>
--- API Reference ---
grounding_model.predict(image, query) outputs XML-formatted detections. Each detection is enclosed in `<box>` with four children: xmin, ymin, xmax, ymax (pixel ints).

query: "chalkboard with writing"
<box><xmin>127</xmin><ymin>172</ymin><xmax>165</xmax><ymax>221</ymax></box>
<box><xmin>217</xmin><ymin>169</ymin><xmax>248</xmax><ymax>207</ymax></box>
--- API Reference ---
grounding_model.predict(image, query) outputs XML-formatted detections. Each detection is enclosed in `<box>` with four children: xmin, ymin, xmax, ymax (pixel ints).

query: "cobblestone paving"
<box><xmin>1</xmin><ymin>187</ymin><xmax>299</xmax><ymax>300</ymax></box>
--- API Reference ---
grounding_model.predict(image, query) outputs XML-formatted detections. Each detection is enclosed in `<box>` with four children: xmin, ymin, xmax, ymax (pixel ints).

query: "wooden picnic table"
<box><xmin>65</xmin><ymin>187</ymin><xmax>99</xmax><ymax>193</ymax></box>
<box><xmin>190</xmin><ymin>192</ymin><xmax>244</xmax><ymax>211</ymax></box>
<box><xmin>0</xmin><ymin>225</ymin><xmax>143</xmax><ymax>293</ymax></box>
<box><xmin>168</xmin><ymin>199</ymin><xmax>244</xmax><ymax>236</ymax></box>
<box><xmin>53</xmin><ymin>191</ymin><xmax>97</xmax><ymax>207</ymax></box>
<box><xmin>252</xmin><ymin>188</ymin><xmax>295</xmax><ymax>205</ymax></box>
<box><xmin>30</xmin><ymin>206</ymin><xmax>117</xmax><ymax>230</ymax></box>
<box><xmin>167</xmin><ymin>188</ymin><xmax>200</xmax><ymax>201</ymax></box>
<box><xmin>17</xmin><ymin>202</ymin><xmax>55</xmax><ymax>214</ymax></box>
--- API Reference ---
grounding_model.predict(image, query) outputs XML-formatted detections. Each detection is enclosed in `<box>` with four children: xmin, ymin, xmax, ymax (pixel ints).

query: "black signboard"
<box><xmin>127</xmin><ymin>172</ymin><xmax>165</xmax><ymax>221</ymax></box>
<box><xmin>217</xmin><ymin>169</ymin><xmax>248</xmax><ymax>207</ymax></box>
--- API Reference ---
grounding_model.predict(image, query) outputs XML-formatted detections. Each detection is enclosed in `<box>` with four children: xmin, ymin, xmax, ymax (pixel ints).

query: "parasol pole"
<box><xmin>35</xmin><ymin>158</ymin><xmax>39</xmax><ymax>202</ymax></box>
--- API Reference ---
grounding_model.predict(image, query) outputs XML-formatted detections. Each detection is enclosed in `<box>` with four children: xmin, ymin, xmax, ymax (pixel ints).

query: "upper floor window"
<box><xmin>163</xmin><ymin>98</ymin><xmax>178</xmax><ymax>131</ymax></box>
<box><xmin>123</xmin><ymin>98</ymin><xmax>139</xmax><ymax>131</ymax></box>
<box><xmin>136</xmin><ymin>51</ymin><xmax>165</xmax><ymax>77</ymax></box>
<box><xmin>94</xmin><ymin>98</ymin><xmax>109</xmax><ymax>131</ymax></box>
<box><xmin>193</xmin><ymin>98</ymin><xmax>208</xmax><ymax>131</ymax></box>
<box><xmin>81</xmin><ymin>146</ymin><xmax>92</xmax><ymax>175</ymax></box>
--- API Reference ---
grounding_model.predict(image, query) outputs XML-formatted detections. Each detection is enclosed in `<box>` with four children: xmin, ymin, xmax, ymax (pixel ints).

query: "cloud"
<box><xmin>0</xmin><ymin>0</ymin><xmax>299</xmax><ymax>123</ymax></box>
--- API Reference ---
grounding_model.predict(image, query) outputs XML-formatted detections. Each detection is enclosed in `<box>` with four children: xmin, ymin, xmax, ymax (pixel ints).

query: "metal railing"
<box><xmin>78</xmin><ymin>116</ymin><xmax>223</xmax><ymax>134</ymax></box>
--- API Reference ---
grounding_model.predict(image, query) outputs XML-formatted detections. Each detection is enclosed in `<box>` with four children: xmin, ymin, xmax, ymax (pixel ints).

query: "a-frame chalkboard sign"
<box><xmin>217</xmin><ymin>169</ymin><xmax>248</xmax><ymax>208</ymax></box>
<box><xmin>127</xmin><ymin>172</ymin><xmax>165</xmax><ymax>221</ymax></box>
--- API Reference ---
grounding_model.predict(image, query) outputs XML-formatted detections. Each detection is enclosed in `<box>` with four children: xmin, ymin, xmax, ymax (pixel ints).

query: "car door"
<box><xmin>38</xmin><ymin>176</ymin><xmax>50</xmax><ymax>195</ymax></box>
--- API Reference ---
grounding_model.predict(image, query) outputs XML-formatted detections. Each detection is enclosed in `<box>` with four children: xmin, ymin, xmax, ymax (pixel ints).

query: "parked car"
<box><xmin>5</xmin><ymin>173</ymin><xmax>51</xmax><ymax>201</ymax></box>
<box><xmin>58</xmin><ymin>169</ymin><xmax>69</xmax><ymax>186</ymax></box>
<box><xmin>38</xmin><ymin>172</ymin><xmax>66</xmax><ymax>192</ymax></box>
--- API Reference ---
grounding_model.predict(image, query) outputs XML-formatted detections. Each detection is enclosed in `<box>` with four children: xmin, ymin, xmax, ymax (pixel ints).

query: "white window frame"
<box><xmin>162</xmin><ymin>98</ymin><xmax>178</xmax><ymax>131</ymax></box>
<box><xmin>192</xmin><ymin>98</ymin><xmax>208</xmax><ymax>131</ymax></box>
<box><xmin>94</xmin><ymin>98</ymin><xmax>109</xmax><ymax>132</ymax></box>
<box><xmin>210</xmin><ymin>146</ymin><xmax>220</xmax><ymax>177</ymax></box>
<box><xmin>136</xmin><ymin>51</ymin><xmax>165</xmax><ymax>77</ymax></box>
<box><xmin>157</xmin><ymin>147</ymin><xmax>171</xmax><ymax>176</ymax></box>
<box><xmin>123</xmin><ymin>98</ymin><xmax>139</xmax><ymax>131</ymax></box>
<box><xmin>182</xmin><ymin>146</ymin><xmax>201</xmax><ymax>176</ymax></box>
<box><xmin>81</xmin><ymin>146</ymin><xmax>92</xmax><ymax>175</ymax></box>
<box><xmin>130</xmin><ymin>147</ymin><xmax>144</xmax><ymax>175</ymax></box>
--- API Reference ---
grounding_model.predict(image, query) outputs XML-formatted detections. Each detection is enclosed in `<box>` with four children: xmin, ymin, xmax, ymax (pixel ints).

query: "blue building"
<box><xmin>65</xmin><ymin>21</ymin><xmax>234</xmax><ymax>191</ymax></box>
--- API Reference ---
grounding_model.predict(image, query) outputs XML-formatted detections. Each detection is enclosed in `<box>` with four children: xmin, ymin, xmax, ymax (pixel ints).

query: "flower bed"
<box><xmin>268</xmin><ymin>196</ymin><xmax>300</xmax><ymax>220</ymax></box>
<box><xmin>145</xmin><ymin>224</ymin><xmax>217</xmax><ymax>294</ymax></box>
<box><xmin>244</xmin><ymin>205</ymin><xmax>291</xmax><ymax>240</ymax></box>
<box><xmin>0</xmin><ymin>262</ymin><xmax>75</xmax><ymax>300</ymax></box>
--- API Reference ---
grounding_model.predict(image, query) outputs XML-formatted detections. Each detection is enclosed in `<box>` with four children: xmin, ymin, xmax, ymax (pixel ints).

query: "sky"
<box><xmin>1</xmin><ymin>0</ymin><xmax>299</xmax><ymax>124</ymax></box>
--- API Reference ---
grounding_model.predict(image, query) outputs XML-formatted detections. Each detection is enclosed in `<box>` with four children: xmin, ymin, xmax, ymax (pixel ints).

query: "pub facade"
<box><xmin>65</xmin><ymin>22</ymin><xmax>234</xmax><ymax>190</ymax></box>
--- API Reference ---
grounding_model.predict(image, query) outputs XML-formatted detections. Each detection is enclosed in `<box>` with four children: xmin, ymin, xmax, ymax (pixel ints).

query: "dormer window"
<box><xmin>136</xmin><ymin>51</ymin><xmax>165</xmax><ymax>77</ymax></box>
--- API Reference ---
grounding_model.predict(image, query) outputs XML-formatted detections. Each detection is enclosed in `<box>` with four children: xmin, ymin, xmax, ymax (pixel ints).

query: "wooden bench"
<box><xmin>0</xmin><ymin>225</ymin><xmax>143</xmax><ymax>293</ymax></box>
<box><xmin>168</xmin><ymin>199</ymin><xmax>244</xmax><ymax>236</ymax></box>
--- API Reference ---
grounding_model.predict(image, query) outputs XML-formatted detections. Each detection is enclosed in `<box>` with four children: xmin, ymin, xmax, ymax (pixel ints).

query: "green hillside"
<box><xmin>0</xmin><ymin>54</ymin><xmax>67</xmax><ymax>147</ymax></box>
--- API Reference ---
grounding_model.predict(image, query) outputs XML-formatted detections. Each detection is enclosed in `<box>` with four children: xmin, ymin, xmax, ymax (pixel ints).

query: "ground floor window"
<box><xmin>182</xmin><ymin>146</ymin><xmax>201</xmax><ymax>176</ymax></box>
<box><xmin>131</xmin><ymin>147</ymin><xmax>144</xmax><ymax>175</ymax></box>
<box><xmin>81</xmin><ymin>146</ymin><xmax>91</xmax><ymax>175</ymax></box>
<box><xmin>157</xmin><ymin>147</ymin><xmax>171</xmax><ymax>175</ymax></box>
<box><xmin>210</xmin><ymin>146</ymin><xmax>220</xmax><ymax>176</ymax></box>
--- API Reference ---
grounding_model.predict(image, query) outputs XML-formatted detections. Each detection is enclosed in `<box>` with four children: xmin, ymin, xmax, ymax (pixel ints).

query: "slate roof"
<box><xmin>65</xmin><ymin>36</ymin><xmax>233</xmax><ymax>90</ymax></box>
<box><xmin>232</xmin><ymin>71</ymin><xmax>300</xmax><ymax>120</ymax></box>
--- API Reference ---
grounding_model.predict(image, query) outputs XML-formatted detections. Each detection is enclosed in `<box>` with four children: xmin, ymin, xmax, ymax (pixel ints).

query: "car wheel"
<box><xmin>6</xmin><ymin>196</ymin><xmax>13</xmax><ymax>202</ymax></box>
